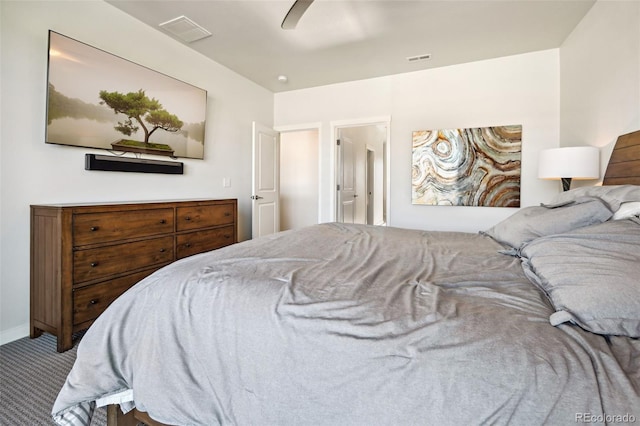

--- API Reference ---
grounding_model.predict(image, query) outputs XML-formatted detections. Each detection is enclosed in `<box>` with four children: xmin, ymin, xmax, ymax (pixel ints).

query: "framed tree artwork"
<box><xmin>46</xmin><ymin>31</ymin><xmax>207</xmax><ymax>160</ymax></box>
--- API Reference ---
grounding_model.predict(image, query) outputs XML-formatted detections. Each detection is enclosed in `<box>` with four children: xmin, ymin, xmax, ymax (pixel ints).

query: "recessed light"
<box><xmin>277</xmin><ymin>75</ymin><xmax>289</xmax><ymax>83</ymax></box>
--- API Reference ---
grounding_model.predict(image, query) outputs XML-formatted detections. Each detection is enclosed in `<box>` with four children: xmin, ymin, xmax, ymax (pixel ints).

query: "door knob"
<box><xmin>250</xmin><ymin>195</ymin><xmax>264</xmax><ymax>200</ymax></box>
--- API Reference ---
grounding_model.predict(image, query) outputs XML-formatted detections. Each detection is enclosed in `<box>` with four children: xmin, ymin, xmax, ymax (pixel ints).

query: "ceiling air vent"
<box><xmin>159</xmin><ymin>16</ymin><xmax>212</xmax><ymax>43</ymax></box>
<box><xmin>407</xmin><ymin>53</ymin><xmax>432</xmax><ymax>62</ymax></box>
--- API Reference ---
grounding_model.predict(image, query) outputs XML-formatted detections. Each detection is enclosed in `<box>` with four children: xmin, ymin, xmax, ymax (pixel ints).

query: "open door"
<box><xmin>366</xmin><ymin>147</ymin><xmax>375</xmax><ymax>225</ymax></box>
<box><xmin>337</xmin><ymin>135</ymin><xmax>357</xmax><ymax>223</ymax></box>
<box><xmin>252</xmin><ymin>122</ymin><xmax>280</xmax><ymax>238</ymax></box>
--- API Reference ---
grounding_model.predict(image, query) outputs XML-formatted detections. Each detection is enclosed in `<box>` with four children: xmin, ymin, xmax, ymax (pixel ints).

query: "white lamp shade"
<box><xmin>538</xmin><ymin>146</ymin><xmax>600</xmax><ymax>180</ymax></box>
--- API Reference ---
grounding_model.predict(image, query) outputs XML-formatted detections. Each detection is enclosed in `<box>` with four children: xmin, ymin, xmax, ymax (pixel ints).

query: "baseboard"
<box><xmin>0</xmin><ymin>323</ymin><xmax>29</xmax><ymax>346</ymax></box>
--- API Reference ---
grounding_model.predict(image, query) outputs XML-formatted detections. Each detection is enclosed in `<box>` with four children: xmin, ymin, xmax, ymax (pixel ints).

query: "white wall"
<box><xmin>0</xmin><ymin>1</ymin><xmax>273</xmax><ymax>344</ymax></box>
<box><xmin>560</xmin><ymin>0</ymin><xmax>640</xmax><ymax>177</ymax></box>
<box><xmin>275</xmin><ymin>50</ymin><xmax>561</xmax><ymax>232</ymax></box>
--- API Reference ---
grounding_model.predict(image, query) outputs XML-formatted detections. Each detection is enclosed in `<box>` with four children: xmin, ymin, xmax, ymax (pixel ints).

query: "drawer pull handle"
<box><xmin>89</xmin><ymin>299</ymin><xmax>98</xmax><ymax>305</ymax></box>
<box><xmin>224</xmin><ymin>212</ymin><xmax>231</xmax><ymax>217</ymax></box>
<box><xmin>224</xmin><ymin>234</ymin><xmax>231</xmax><ymax>239</ymax></box>
<box><xmin>185</xmin><ymin>216</ymin><xmax>191</xmax><ymax>221</ymax></box>
<box><xmin>90</xmin><ymin>226</ymin><xmax>99</xmax><ymax>232</ymax></box>
<box><xmin>160</xmin><ymin>248</ymin><xmax>166</xmax><ymax>252</ymax></box>
<box><xmin>90</xmin><ymin>262</ymin><xmax>99</xmax><ymax>267</ymax></box>
<box><xmin>159</xmin><ymin>219</ymin><xmax>166</xmax><ymax>224</ymax></box>
<box><xmin>185</xmin><ymin>243</ymin><xmax>191</xmax><ymax>248</ymax></box>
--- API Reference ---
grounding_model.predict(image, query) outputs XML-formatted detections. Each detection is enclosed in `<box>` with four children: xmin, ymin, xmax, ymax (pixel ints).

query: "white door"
<box><xmin>337</xmin><ymin>136</ymin><xmax>357</xmax><ymax>223</ymax></box>
<box><xmin>366</xmin><ymin>148</ymin><xmax>375</xmax><ymax>225</ymax></box>
<box><xmin>252</xmin><ymin>122</ymin><xmax>280</xmax><ymax>238</ymax></box>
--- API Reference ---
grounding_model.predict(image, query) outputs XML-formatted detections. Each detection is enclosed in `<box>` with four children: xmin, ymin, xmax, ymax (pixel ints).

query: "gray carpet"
<box><xmin>0</xmin><ymin>333</ymin><xmax>106</xmax><ymax>425</ymax></box>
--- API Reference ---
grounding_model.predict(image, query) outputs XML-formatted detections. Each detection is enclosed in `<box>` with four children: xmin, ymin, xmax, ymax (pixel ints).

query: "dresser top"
<box><xmin>31</xmin><ymin>198</ymin><xmax>237</xmax><ymax>208</ymax></box>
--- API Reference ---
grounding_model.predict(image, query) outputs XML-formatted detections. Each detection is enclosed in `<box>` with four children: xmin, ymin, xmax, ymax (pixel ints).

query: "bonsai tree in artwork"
<box><xmin>99</xmin><ymin>89</ymin><xmax>184</xmax><ymax>146</ymax></box>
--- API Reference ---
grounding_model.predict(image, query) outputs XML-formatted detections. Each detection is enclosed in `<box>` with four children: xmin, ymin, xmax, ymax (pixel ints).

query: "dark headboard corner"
<box><xmin>602</xmin><ymin>130</ymin><xmax>640</xmax><ymax>185</ymax></box>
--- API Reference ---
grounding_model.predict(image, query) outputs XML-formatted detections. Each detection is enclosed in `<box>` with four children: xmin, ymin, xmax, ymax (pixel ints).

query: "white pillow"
<box><xmin>612</xmin><ymin>201</ymin><xmax>640</xmax><ymax>220</ymax></box>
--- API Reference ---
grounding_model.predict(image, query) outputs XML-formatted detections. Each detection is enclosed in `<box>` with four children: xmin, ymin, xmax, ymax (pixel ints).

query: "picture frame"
<box><xmin>46</xmin><ymin>31</ymin><xmax>207</xmax><ymax>160</ymax></box>
<box><xmin>412</xmin><ymin>125</ymin><xmax>522</xmax><ymax>207</ymax></box>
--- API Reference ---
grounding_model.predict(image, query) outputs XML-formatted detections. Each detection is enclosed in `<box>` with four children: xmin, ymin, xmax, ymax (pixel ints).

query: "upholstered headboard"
<box><xmin>603</xmin><ymin>130</ymin><xmax>640</xmax><ymax>185</ymax></box>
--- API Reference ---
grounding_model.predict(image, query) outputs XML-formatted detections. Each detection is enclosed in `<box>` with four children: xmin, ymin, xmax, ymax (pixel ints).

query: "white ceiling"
<box><xmin>106</xmin><ymin>0</ymin><xmax>596</xmax><ymax>93</ymax></box>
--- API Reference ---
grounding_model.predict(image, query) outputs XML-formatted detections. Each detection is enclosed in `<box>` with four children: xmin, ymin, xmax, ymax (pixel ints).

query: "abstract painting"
<box><xmin>412</xmin><ymin>125</ymin><xmax>522</xmax><ymax>207</ymax></box>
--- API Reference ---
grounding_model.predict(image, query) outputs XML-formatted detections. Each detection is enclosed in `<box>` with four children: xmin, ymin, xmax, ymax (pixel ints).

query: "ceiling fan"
<box><xmin>281</xmin><ymin>0</ymin><xmax>315</xmax><ymax>29</ymax></box>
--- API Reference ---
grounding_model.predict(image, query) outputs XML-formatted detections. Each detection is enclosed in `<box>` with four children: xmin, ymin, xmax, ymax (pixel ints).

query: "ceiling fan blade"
<box><xmin>281</xmin><ymin>0</ymin><xmax>315</xmax><ymax>29</ymax></box>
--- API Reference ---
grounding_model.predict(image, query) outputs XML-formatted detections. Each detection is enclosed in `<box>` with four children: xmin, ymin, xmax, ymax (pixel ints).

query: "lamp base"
<box><xmin>561</xmin><ymin>177</ymin><xmax>572</xmax><ymax>192</ymax></box>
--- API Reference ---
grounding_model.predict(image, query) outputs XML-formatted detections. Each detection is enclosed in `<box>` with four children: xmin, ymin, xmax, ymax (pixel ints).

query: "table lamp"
<box><xmin>538</xmin><ymin>146</ymin><xmax>599</xmax><ymax>191</ymax></box>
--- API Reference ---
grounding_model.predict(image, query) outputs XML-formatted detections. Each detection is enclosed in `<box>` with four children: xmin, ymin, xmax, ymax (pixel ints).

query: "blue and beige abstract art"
<box><xmin>412</xmin><ymin>125</ymin><xmax>522</xmax><ymax>207</ymax></box>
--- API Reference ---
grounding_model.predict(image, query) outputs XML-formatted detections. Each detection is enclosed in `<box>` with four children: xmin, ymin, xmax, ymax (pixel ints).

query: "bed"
<box><xmin>52</xmin><ymin>131</ymin><xmax>640</xmax><ymax>426</ymax></box>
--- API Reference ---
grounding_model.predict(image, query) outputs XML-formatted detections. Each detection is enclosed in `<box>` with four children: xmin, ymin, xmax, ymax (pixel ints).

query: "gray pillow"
<box><xmin>520</xmin><ymin>217</ymin><xmax>640</xmax><ymax>337</ymax></box>
<box><xmin>550</xmin><ymin>184</ymin><xmax>640</xmax><ymax>212</ymax></box>
<box><xmin>482</xmin><ymin>196</ymin><xmax>613</xmax><ymax>249</ymax></box>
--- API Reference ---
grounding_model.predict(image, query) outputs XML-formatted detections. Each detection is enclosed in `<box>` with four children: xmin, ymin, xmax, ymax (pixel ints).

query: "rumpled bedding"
<box><xmin>52</xmin><ymin>223</ymin><xmax>640</xmax><ymax>425</ymax></box>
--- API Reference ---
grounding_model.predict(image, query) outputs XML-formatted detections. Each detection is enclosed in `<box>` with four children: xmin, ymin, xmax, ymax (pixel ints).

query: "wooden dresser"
<box><xmin>30</xmin><ymin>199</ymin><xmax>237</xmax><ymax>352</ymax></box>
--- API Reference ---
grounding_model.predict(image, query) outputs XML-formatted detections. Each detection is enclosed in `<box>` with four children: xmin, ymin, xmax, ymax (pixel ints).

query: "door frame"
<box><xmin>274</xmin><ymin>122</ymin><xmax>323</xmax><ymax>225</ymax></box>
<box><xmin>330</xmin><ymin>116</ymin><xmax>391</xmax><ymax>224</ymax></box>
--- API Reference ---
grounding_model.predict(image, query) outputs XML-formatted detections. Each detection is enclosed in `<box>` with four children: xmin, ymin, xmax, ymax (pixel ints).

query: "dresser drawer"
<box><xmin>73</xmin><ymin>269</ymin><xmax>155</xmax><ymax>325</ymax></box>
<box><xmin>73</xmin><ymin>236</ymin><xmax>174</xmax><ymax>284</ymax></box>
<box><xmin>73</xmin><ymin>208</ymin><xmax>174</xmax><ymax>246</ymax></box>
<box><xmin>176</xmin><ymin>204</ymin><xmax>235</xmax><ymax>231</ymax></box>
<box><xmin>176</xmin><ymin>225</ymin><xmax>235</xmax><ymax>259</ymax></box>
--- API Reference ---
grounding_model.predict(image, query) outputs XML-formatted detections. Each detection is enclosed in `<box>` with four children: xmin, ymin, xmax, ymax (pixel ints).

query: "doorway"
<box><xmin>253</xmin><ymin>118</ymin><xmax>388</xmax><ymax>237</ymax></box>
<box><xmin>252</xmin><ymin>123</ymin><xmax>320</xmax><ymax>237</ymax></box>
<box><xmin>279</xmin><ymin>129</ymin><xmax>320</xmax><ymax>231</ymax></box>
<box><xmin>334</xmin><ymin>120</ymin><xmax>389</xmax><ymax>226</ymax></box>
